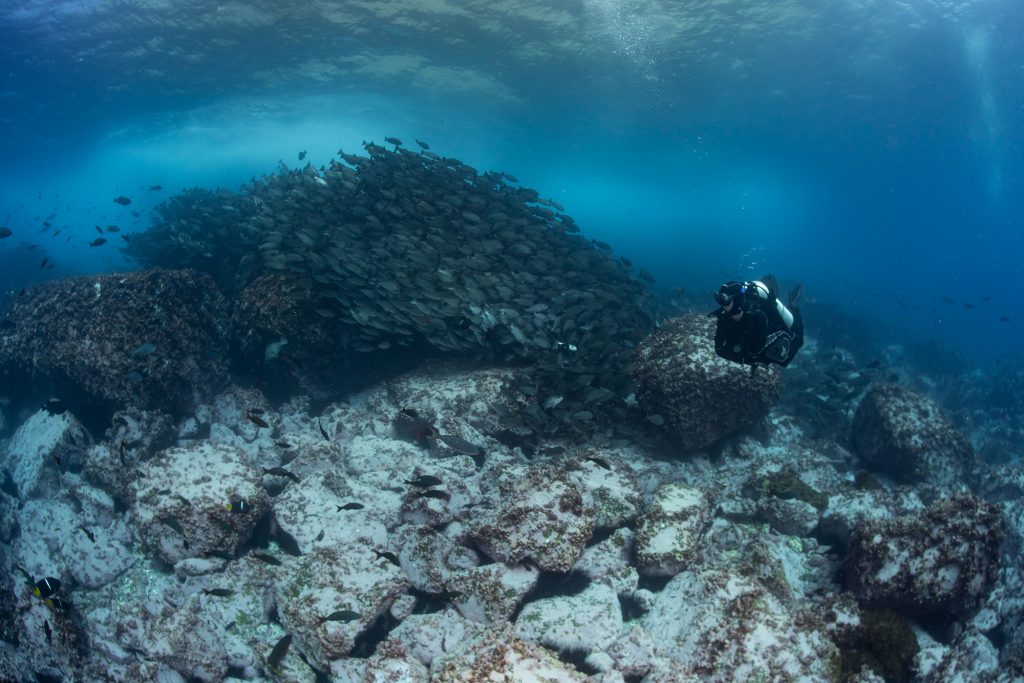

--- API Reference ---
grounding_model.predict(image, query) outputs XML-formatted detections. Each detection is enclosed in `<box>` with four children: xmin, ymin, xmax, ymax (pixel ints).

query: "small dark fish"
<box><xmin>203</xmin><ymin>549</ymin><xmax>233</xmax><ymax>561</ymax></box>
<box><xmin>384</xmin><ymin>137</ymin><xmax>402</xmax><ymax>146</ymax></box>
<box><xmin>941</xmin><ymin>296</ymin><xmax>954</xmax><ymax>304</ymax></box>
<box><xmin>79</xmin><ymin>526</ymin><xmax>96</xmax><ymax>543</ymax></box>
<box><xmin>226</xmin><ymin>500</ymin><xmax>249</xmax><ymax>514</ymax></box>
<box><xmin>44</xmin><ymin>620</ymin><xmax>52</xmax><ymax>644</ymax></box>
<box><xmin>373</xmin><ymin>549</ymin><xmax>400</xmax><ymax>566</ymax></box>
<box><xmin>149</xmin><ymin>185</ymin><xmax>162</xmax><ymax>191</ymax></box>
<box><xmin>247</xmin><ymin>411</ymin><xmax>270</xmax><ymax>429</ymax></box>
<box><xmin>298</xmin><ymin>150</ymin><xmax>307</xmax><ymax>161</ymax></box>
<box><xmin>248</xmin><ymin>407</ymin><xmax>266</xmax><ymax>415</ymax></box>
<box><xmin>105</xmin><ymin>225</ymin><xmax>120</xmax><ymax>233</ymax></box>
<box><xmin>982</xmin><ymin>295</ymin><xmax>992</xmax><ymax>302</ymax></box>
<box><xmin>203</xmin><ymin>588</ymin><xmax>234</xmax><ymax>597</ymax></box>
<box><xmin>262</xmin><ymin>467</ymin><xmax>299</xmax><ymax>483</ymax></box>
<box><xmin>318</xmin><ymin>418</ymin><xmax>329</xmax><ymax>441</ymax></box>
<box><xmin>176</xmin><ymin>494</ymin><xmax>192</xmax><ymax>506</ymax></box>
<box><xmin>121</xmin><ymin>234</ymin><xmax>130</xmax><ymax>242</ymax></box>
<box><xmin>274</xmin><ymin>440</ymin><xmax>293</xmax><ymax>449</ymax></box>
<box><xmin>33</xmin><ymin>577</ymin><xmax>61</xmax><ymax>599</ymax></box>
<box><xmin>42</xmin><ymin>398</ymin><xmax>67</xmax><ymax>415</ymax></box>
<box><xmin>319</xmin><ymin>609</ymin><xmax>360</xmax><ymax>624</ymax></box>
<box><xmin>964</xmin><ymin>303</ymin><xmax>975</xmax><ymax>310</ymax></box>
<box><xmin>89</xmin><ymin>237</ymin><xmax>107</xmax><ymax>247</ymax></box>
<box><xmin>45</xmin><ymin>597</ymin><xmax>70</xmax><ymax>610</ymax></box>
<box><xmin>156</xmin><ymin>488</ymin><xmax>172</xmax><ymax>496</ymax></box>
<box><xmin>584</xmin><ymin>456</ymin><xmax>611</xmax><ymax>470</ymax></box>
<box><xmin>268</xmin><ymin>633</ymin><xmax>292</xmax><ymax>673</ymax></box>
<box><xmin>0</xmin><ymin>226</ymin><xmax>11</xmax><ymax>238</ymax></box>
<box><xmin>415</xmin><ymin>139</ymin><xmax>430</xmax><ymax>150</ymax></box>
<box><xmin>113</xmin><ymin>196</ymin><xmax>132</xmax><ymax>206</ymax></box>
<box><xmin>417</xmin><ymin>489</ymin><xmax>450</xmax><ymax>501</ymax></box>
<box><xmin>95</xmin><ymin>225</ymin><xmax>104</xmax><ymax>234</ymax></box>
<box><xmin>1000</xmin><ymin>316</ymin><xmax>1010</xmax><ymax>322</ymax></box>
<box><xmin>407</xmin><ymin>474</ymin><xmax>443</xmax><ymax>488</ymax></box>
<box><xmin>337</xmin><ymin>502</ymin><xmax>364</xmax><ymax>511</ymax></box>
<box><xmin>39</xmin><ymin>257</ymin><xmax>48</xmax><ymax>269</ymax></box>
<box><xmin>254</xmin><ymin>552</ymin><xmax>282</xmax><ymax>566</ymax></box>
<box><xmin>315</xmin><ymin>529</ymin><xmax>325</xmax><ymax>542</ymax></box>
<box><xmin>436</xmin><ymin>434</ymin><xmax>480</xmax><ymax>456</ymax></box>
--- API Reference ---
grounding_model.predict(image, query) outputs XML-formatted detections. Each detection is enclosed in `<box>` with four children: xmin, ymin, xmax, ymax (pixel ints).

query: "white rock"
<box><xmin>2</xmin><ymin>409</ymin><xmax>87</xmax><ymax>500</ymax></box>
<box><xmin>432</xmin><ymin>625</ymin><xmax>587</xmax><ymax>682</ymax></box>
<box><xmin>388</xmin><ymin>610</ymin><xmax>486</xmax><ymax>669</ymax></box>
<box><xmin>131</xmin><ymin>441</ymin><xmax>270</xmax><ymax>564</ymax></box>
<box><xmin>635</xmin><ymin>483</ymin><xmax>710</xmax><ymax>577</ymax></box>
<box><xmin>515</xmin><ymin>582</ymin><xmax>623</xmax><ymax>654</ymax></box>
<box><xmin>574</xmin><ymin>527</ymin><xmax>638</xmax><ymax>596</ymax></box>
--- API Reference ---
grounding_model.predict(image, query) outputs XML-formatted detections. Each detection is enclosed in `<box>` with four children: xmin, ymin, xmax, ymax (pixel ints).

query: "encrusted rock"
<box><xmin>514</xmin><ymin>582</ymin><xmax>623</xmax><ymax>654</ymax></box>
<box><xmin>574</xmin><ymin>527</ymin><xmax>639</xmax><ymax>596</ymax></box>
<box><xmin>273</xmin><ymin>469</ymin><xmax>395</xmax><ymax>555</ymax></box>
<box><xmin>565</xmin><ymin>449</ymin><xmax>642</xmax><ymax>529</ymax></box>
<box><xmin>635</xmin><ymin>483</ymin><xmax>711</xmax><ymax>577</ymax></box>
<box><xmin>844</xmin><ymin>494</ymin><xmax>1004</xmax><ymax>615</ymax></box>
<box><xmin>0</xmin><ymin>269</ymin><xmax>229</xmax><ymax>414</ymax></box>
<box><xmin>447</xmin><ymin>562</ymin><xmax>539</xmax><ymax>624</ymax></box>
<box><xmin>0</xmin><ymin>408</ymin><xmax>88</xmax><ymax>500</ymax></box>
<box><xmin>851</xmin><ymin>382</ymin><xmax>976</xmax><ymax>486</ymax></box>
<box><xmin>642</xmin><ymin>567</ymin><xmax>839</xmax><ymax>681</ymax></box>
<box><xmin>131</xmin><ymin>442</ymin><xmax>269</xmax><ymax>563</ymax></box>
<box><xmin>432</xmin><ymin>625</ymin><xmax>588</xmax><ymax>682</ymax></box>
<box><xmin>633</xmin><ymin>315</ymin><xmax>780</xmax><ymax>452</ymax></box>
<box><xmin>469</xmin><ymin>463</ymin><xmax>595</xmax><ymax>572</ymax></box>
<box><xmin>275</xmin><ymin>544</ymin><xmax>408</xmax><ymax>662</ymax></box>
<box><xmin>387</xmin><ymin>610</ymin><xmax>487</xmax><ymax>670</ymax></box>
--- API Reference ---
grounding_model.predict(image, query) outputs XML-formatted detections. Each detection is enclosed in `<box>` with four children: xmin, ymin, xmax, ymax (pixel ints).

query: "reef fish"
<box><xmin>407</xmin><ymin>474</ymin><xmax>443</xmax><ymax>488</ymax></box>
<box><xmin>262</xmin><ymin>466</ymin><xmax>299</xmax><ymax>482</ymax></box>
<box><xmin>33</xmin><ymin>577</ymin><xmax>61</xmax><ymax>599</ymax></box>
<box><xmin>0</xmin><ymin>226</ymin><xmax>11</xmax><ymax>238</ymax></box>
<box><xmin>90</xmin><ymin>237</ymin><xmax>107</xmax><ymax>247</ymax></box>
<box><xmin>113</xmin><ymin>196</ymin><xmax>132</xmax><ymax>206</ymax></box>
<box><xmin>268</xmin><ymin>633</ymin><xmax>292</xmax><ymax>673</ymax></box>
<box><xmin>319</xmin><ymin>609</ymin><xmax>360</xmax><ymax>624</ymax></box>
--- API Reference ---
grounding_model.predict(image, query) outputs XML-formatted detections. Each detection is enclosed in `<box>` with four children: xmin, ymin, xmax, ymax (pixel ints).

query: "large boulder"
<box><xmin>0</xmin><ymin>269</ymin><xmax>228</xmax><ymax>414</ymax></box>
<box><xmin>851</xmin><ymin>383</ymin><xmax>976</xmax><ymax>486</ymax></box>
<box><xmin>844</xmin><ymin>494</ymin><xmax>1004</xmax><ymax>615</ymax></box>
<box><xmin>633</xmin><ymin>315</ymin><xmax>779</xmax><ymax>452</ymax></box>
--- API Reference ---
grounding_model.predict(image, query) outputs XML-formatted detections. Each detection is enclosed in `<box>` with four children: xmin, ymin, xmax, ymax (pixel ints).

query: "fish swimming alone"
<box><xmin>113</xmin><ymin>195</ymin><xmax>132</xmax><ymax>205</ymax></box>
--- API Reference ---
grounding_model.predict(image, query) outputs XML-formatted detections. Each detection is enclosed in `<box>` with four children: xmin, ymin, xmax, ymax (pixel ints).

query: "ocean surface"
<box><xmin>1</xmin><ymin>0</ymin><xmax>1022</xmax><ymax>361</ymax></box>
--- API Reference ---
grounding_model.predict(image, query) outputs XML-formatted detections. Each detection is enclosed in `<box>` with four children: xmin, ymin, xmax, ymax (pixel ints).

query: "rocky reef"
<box><xmin>0</xmin><ymin>269</ymin><xmax>228</xmax><ymax>416</ymax></box>
<box><xmin>1</xmin><ymin>346</ymin><xmax>1020</xmax><ymax>682</ymax></box>
<box><xmin>632</xmin><ymin>314</ymin><xmax>780</xmax><ymax>450</ymax></box>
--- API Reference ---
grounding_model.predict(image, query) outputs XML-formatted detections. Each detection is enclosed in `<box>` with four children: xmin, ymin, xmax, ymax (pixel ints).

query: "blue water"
<box><xmin>1</xmin><ymin>0</ymin><xmax>1022</xmax><ymax>361</ymax></box>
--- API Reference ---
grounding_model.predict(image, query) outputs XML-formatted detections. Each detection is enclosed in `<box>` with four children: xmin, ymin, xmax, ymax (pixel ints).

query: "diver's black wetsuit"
<box><xmin>712</xmin><ymin>295</ymin><xmax>803</xmax><ymax>367</ymax></box>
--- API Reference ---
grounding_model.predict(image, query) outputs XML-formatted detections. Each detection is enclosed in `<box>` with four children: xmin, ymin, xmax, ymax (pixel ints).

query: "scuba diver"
<box><xmin>709</xmin><ymin>275</ymin><xmax>804</xmax><ymax>370</ymax></box>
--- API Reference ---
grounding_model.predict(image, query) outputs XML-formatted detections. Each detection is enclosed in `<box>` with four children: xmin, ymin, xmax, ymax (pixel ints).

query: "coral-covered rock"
<box><xmin>84</xmin><ymin>408</ymin><xmax>176</xmax><ymax>503</ymax></box>
<box><xmin>844</xmin><ymin>494</ymin><xmax>1004</xmax><ymax>615</ymax></box>
<box><xmin>0</xmin><ymin>408</ymin><xmax>88</xmax><ymax>500</ymax></box>
<box><xmin>446</xmin><ymin>561</ymin><xmax>539</xmax><ymax>624</ymax></box>
<box><xmin>635</xmin><ymin>483</ymin><xmax>711</xmax><ymax>577</ymax></box>
<box><xmin>514</xmin><ymin>582</ymin><xmax>623</xmax><ymax>655</ymax></box>
<box><xmin>0</xmin><ymin>269</ymin><xmax>228</xmax><ymax>414</ymax></box>
<box><xmin>564</xmin><ymin>449</ymin><xmax>642</xmax><ymax>529</ymax></box>
<box><xmin>851</xmin><ymin>383</ymin><xmax>976</xmax><ymax>486</ymax></box>
<box><xmin>274</xmin><ymin>544</ymin><xmax>408</xmax><ymax>662</ymax></box>
<box><xmin>819</xmin><ymin>488</ymin><xmax>926</xmax><ymax>547</ymax></box>
<box><xmin>432</xmin><ymin>625</ymin><xmax>588</xmax><ymax>682</ymax></box>
<box><xmin>915</xmin><ymin>629</ymin><xmax>1001</xmax><ymax>682</ymax></box>
<box><xmin>131</xmin><ymin>442</ymin><xmax>270</xmax><ymax>563</ymax></box>
<box><xmin>387</xmin><ymin>610</ymin><xmax>487</xmax><ymax>670</ymax></box>
<box><xmin>632</xmin><ymin>315</ymin><xmax>780</xmax><ymax>452</ymax></box>
<box><xmin>642</xmin><ymin>567</ymin><xmax>839</xmax><ymax>681</ymax></box>
<box><xmin>469</xmin><ymin>462</ymin><xmax>595</xmax><ymax>572</ymax></box>
<box><xmin>574</xmin><ymin>528</ymin><xmax>639</xmax><ymax>596</ymax></box>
